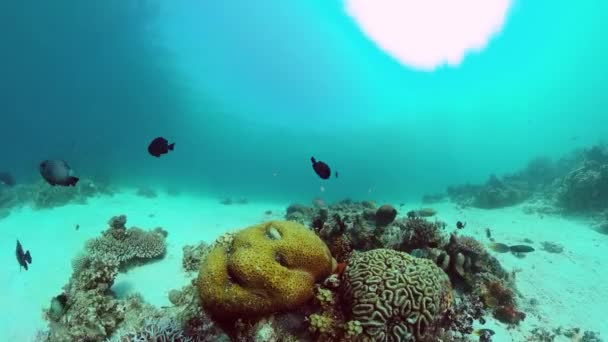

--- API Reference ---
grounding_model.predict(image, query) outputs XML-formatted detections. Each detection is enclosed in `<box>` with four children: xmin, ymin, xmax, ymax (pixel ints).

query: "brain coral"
<box><xmin>198</xmin><ymin>221</ymin><xmax>335</xmax><ymax>320</ymax></box>
<box><xmin>342</xmin><ymin>249</ymin><xmax>452</xmax><ymax>342</ymax></box>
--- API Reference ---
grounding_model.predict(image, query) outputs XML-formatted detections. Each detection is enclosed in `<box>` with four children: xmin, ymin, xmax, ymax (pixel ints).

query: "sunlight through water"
<box><xmin>345</xmin><ymin>0</ymin><xmax>513</xmax><ymax>70</ymax></box>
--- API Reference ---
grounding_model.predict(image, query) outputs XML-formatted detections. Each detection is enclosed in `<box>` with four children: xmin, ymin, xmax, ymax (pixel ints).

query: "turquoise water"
<box><xmin>1</xmin><ymin>1</ymin><xmax>608</xmax><ymax>341</ymax></box>
<box><xmin>2</xmin><ymin>0</ymin><xmax>606</xmax><ymax>203</ymax></box>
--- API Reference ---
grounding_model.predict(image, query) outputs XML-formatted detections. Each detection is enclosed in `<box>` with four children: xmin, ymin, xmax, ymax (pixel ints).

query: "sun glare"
<box><xmin>345</xmin><ymin>0</ymin><xmax>513</xmax><ymax>71</ymax></box>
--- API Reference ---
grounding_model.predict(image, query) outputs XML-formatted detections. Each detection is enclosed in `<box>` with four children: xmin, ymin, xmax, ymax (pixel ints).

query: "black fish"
<box><xmin>148</xmin><ymin>137</ymin><xmax>175</xmax><ymax>157</ymax></box>
<box><xmin>311</xmin><ymin>157</ymin><xmax>331</xmax><ymax>179</ymax></box>
<box><xmin>510</xmin><ymin>245</ymin><xmax>535</xmax><ymax>253</ymax></box>
<box><xmin>16</xmin><ymin>240</ymin><xmax>32</xmax><ymax>271</ymax></box>
<box><xmin>40</xmin><ymin>160</ymin><xmax>79</xmax><ymax>186</ymax></box>
<box><xmin>0</xmin><ymin>171</ymin><xmax>15</xmax><ymax>187</ymax></box>
<box><xmin>335</xmin><ymin>171</ymin><xmax>339</xmax><ymax>178</ymax></box>
<box><xmin>456</xmin><ymin>221</ymin><xmax>466</xmax><ymax>229</ymax></box>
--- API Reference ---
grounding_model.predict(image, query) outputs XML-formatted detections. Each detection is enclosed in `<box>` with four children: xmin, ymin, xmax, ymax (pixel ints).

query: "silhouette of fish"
<box><xmin>509</xmin><ymin>245</ymin><xmax>535</xmax><ymax>253</ymax></box>
<box><xmin>311</xmin><ymin>157</ymin><xmax>331</xmax><ymax>179</ymax></box>
<box><xmin>148</xmin><ymin>137</ymin><xmax>175</xmax><ymax>157</ymax></box>
<box><xmin>16</xmin><ymin>240</ymin><xmax>32</xmax><ymax>271</ymax></box>
<box><xmin>40</xmin><ymin>160</ymin><xmax>79</xmax><ymax>186</ymax></box>
<box><xmin>456</xmin><ymin>221</ymin><xmax>466</xmax><ymax>229</ymax></box>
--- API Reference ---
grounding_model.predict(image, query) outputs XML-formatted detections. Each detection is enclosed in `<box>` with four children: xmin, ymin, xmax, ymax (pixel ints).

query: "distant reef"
<box><xmin>0</xmin><ymin>178</ymin><xmax>115</xmax><ymax>215</ymax></box>
<box><xmin>439</xmin><ymin>143</ymin><xmax>608</xmax><ymax>217</ymax></box>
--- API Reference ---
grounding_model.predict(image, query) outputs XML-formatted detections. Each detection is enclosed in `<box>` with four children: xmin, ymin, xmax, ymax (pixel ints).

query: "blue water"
<box><xmin>1</xmin><ymin>0</ymin><xmax>607</xmax><ymax>201</ymax></box>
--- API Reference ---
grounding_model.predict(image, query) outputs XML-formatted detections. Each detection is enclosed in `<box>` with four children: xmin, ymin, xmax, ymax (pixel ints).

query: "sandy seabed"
<box><xmin>1</xmin><ymin>191</ymin><xmax>606</xmax><ymax>341</ymax></box>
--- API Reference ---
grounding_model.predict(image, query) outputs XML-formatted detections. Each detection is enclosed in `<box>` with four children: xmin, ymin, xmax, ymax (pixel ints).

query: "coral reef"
<box><xmin>478</xmin><ymin>277</ymin><xmax>525</xmax><ymax>325</ymax></box>
<box><xmin>84</xmin><ymin>215</ymin><xmax>166</xmax><ymax>268</ymax></box>
<box><xmin>555</xmin><ymin>151</ymin><xmax>608</xmax><ymax>212</ymax></box>
<box><xmin>342</xmin><ymin>249</ymin><xmax>453</xmax><ymax>341</ymax></box>
<box><xmin>43</xmin><ymin>252</ymin><xmax>124</xmax><ymax>341</ymax></box>
<box><xmin>32</xmin><ymin>178</ymin><xmax>114</xmax><ymax>209</ymax></box>
<box><xmin>413</xmin><ymin>234</ymin><xmax>509</xmax><ymax>290</ymax></box>
<box><xmin>391</xmin><ymin>217</ymin><xmax>446</xmax><ymax>252</ymax></box>
<box><xmin>182</xmin><ymin>242</ymin><xmax>211</xmax><ymax>272</ymax></box>
<box><xmin>285</xmin><ymin>203</ymin><xmax>313</xmax><ymax>224</ymax></box>
<box><xmin>447</xmin><ymin>173</ymin><xmax>531</xmax><ymax>209</ymax></box>
<box><xmin>198</xmin><ymin>221</ymin><xmax>335</xmax><ymax>320</ymax></box>
<box><xmin>40</xmin><ymin>215</ymin><xmax>167</xmax><ymax>341</ymax></box>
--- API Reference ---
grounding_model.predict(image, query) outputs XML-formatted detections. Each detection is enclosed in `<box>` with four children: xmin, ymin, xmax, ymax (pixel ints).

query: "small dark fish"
<box><xmin>510</xmin><ymin>245</ymin><xmax>535</xmax><ymax>253</ymax></box>
<box><xmin>75</xmin><ymin>224</ymin><xmax>80</xmax><ymax>230</ymax></box>
<box><xmin>148</xmin><ymin>137</ymin><xmax>175</xmax><ymax>157</ymax></box>
<box><xmin>456</xmin><ymin>221</ymin><xmax>466</xmax><ymax>229</ymax></box>
<box><xmin>40</xmin><ymin>160</ymin><xmax>79</xmax><ymax>186</ymax></box>
<box><xmin>16</xmin><ymin>240</ymin><xmax>32</xmax><ymax>271</ymax></box>
<box><xmin>311</xmin><ymin>157</ymin><xmax>331</xmax><ymax>179</ymax></box>
<box><xmin>0</xmin><ymin>171</ymin><xmax>15</xmax><ymax>187</ymax></box>
<box><xmin>485</xmin><ymin>227</ymin><xmax>492</xmax><ymax>239</ymax></box>
<box><xmin>475</xmin><ymin>329</ymin><xmax>495</xmax><ymax>336</ymax></box>
<box><xmin>335</xmin><ymin>171</ymin><xmax>339</xmax><ymax>178</ymax></box>
<box><xmin>489</xmin><ymin>242</ymin><xmax>510</xmax><ymax>253</ymax></box>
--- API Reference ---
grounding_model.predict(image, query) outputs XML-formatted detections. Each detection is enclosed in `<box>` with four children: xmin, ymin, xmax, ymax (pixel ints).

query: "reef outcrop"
<box><xmin>198</xmin><ymin>221</ymin><xmax>335</xmax><ymax>320</ymax></box>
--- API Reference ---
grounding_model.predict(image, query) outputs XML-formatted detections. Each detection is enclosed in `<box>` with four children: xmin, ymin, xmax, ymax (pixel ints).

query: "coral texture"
<box><xmin>342</xmin><ymin>249</ymin><xmax>452</xmax><ymax>342</ymax></box>
<box><xmin>85</xmin><ymin>215</ymin><xmax>166</xmax><ymax>266</ymax></box>
<box><xmin>198</xmin><ymin>221</ymin><xmax>335</xmax><ymax>320</ymax></box>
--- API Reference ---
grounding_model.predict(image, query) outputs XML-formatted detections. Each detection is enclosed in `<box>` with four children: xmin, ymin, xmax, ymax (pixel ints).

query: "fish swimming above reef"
<box><xmin>39</xmin><ymin>160</ymin><xmax>79</xmax><ymax>186</ymax></box>
<box><xmin>490</xmin><ymin>242</ymin><xmax>535</xmax><ymax>254</ymax></box>
<box><xmin>16</xmin><ymin>240</ymin><xmax>32</xmax><ymax>271</ymax></box>
<box><xmin>311</xmin><ymin>157</ymin><xmax>331</xmax><ymax>179</ymax></box>
<box><xmin>148</xmin><ymin>137</ymin><xmax>175</xmax><ymax>157</ymax></box>
<box><xmin>509</xmin><ymin>245</ymin><xmax>535</xmax><ymax>253</ymax></box>
<box><xmin>489</xmin><ymin>242</ymin><xmax>511</xmax><ymax>253</ymax></box>
<box><xmin>456</xmin><ymin>221</ymin><xmax>466</xmax><ymax>229</ymax></box>
<box><xmin>0</xmin><ymin>171</ymin><xmax>15</xmax><ymax>187</ymax></box>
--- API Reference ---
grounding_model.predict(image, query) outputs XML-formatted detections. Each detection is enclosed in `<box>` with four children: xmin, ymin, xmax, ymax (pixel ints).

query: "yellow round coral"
<box><xmin>198</xmin><ymin>221</ymin><xmax>336</xmax><ymax>319</ymax></box>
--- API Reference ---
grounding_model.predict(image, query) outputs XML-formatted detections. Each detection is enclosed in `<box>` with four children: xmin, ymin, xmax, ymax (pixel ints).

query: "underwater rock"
<box><xmin>198</xmin><ymin>221</ymin><xmax>335</xmax><ymax>320</ymax></box>
<box><xmin>342</xmin><ymin>249</ymin><xmax>453</xmax><ymax>341</ymax></box>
